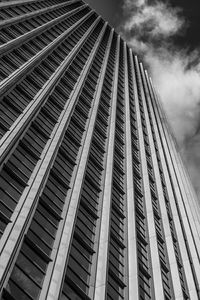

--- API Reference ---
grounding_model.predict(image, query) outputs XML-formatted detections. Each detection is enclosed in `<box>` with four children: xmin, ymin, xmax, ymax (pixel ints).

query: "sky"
<box><xmin>86</xmin><ymin>0</ymin><xmax>200</xmax><ymax>200</ymax></box>
<box><xmin>86</xmin><ymin>0</ymin><xmax>200</xmax><ymax>50</ymax></box>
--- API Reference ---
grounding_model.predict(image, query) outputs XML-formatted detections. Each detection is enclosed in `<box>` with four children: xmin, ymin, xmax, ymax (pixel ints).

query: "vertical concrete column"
<box><xmin>147</xmin><ymin>74</ymin><xmax>200</xmax><ymax>297</ymax></box>
<box><xmin>93</xmin><ymin>35</ymin><xmax>120</xmax><ymax>300</ymax></box>
<box><xmin>145</xmin><ymin>70</ymin><xmax>199</xmax><ymax>299</ymax></box>
<box><xmin>44</xmin><ymin>27</ymin><xmax>115</xmax><ymax>300</ymax></box>
<box><xmin>132</xmin><ymin>54</ymin><xmax>165</xmax><ymax>300</ymax></box>
<box><xmin>124</xmin><ymin>46</ymin><xmax>139</xmax><ymax>300</ymax></box>
<box><xmin>139</xmin><ymin>63</ymin><xmax>184</xmax><ymax>300</ymax></box>
<box><xmin>0</xmin><ymin>20</ymin><xmax>107</xmax><ymax>292</ymax></box>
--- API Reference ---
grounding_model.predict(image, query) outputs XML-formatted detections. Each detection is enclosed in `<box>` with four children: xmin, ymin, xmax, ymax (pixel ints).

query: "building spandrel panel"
<box><xmin>0</xmin><ymin>1</ymin><xmax>199</xmax><ymax>299</ymax></box>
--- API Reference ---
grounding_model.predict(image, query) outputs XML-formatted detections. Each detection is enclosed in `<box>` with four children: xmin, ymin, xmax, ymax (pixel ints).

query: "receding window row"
<box><xmin>148</xmin><ymin>101</ymin><xmax>189</xmax><ymax>299</ymax></box>
<box><xmin>0</xmin><ymin>15</ymin><xmax>105</xmax><ymax>240</ymax></box>
<box><xmin>147</xmin><ymin>67</ymin><xmax>196</xmax><ymax>299</ymax></box>
<box><xmin>106</xmin><ymin>41</ymin><xmax>127</xmax><ymax>300</ymax></box>
<box><xmin>166</xmin><ymin>196</ymin><xmax>189</xmax><ymax>299</ymax></box>
<box><xmin>126</xmin><ymin>48</ymin><xmax>154</xmax><ymax>300</ymax></box>
<box><xmin>133</xmin><ymin>58</ymin><xmax>174</xmax><ymax>300</ymax></box>
<box><xmin>142</xmin><ymin>72</ymin><xmax>188</xmax><ymax>299</ymax></box>
<box><xmin>0</xmin><ymin>2</ymin><xmax>83</xmax><ymax>46</ymax></box>
<box><xmin>60</xmin><ymin>31</ymin><xmax>117</xmax><ymax>300</ymax></box>
<box><xmin>0</xmin><ymin>102</ymin><xmax>59</xmax><ymax>234</ymax></box>
<box><xmin>0</xmin><ymin>0</ymin><xmax>68</xmax><ymax>21</ymax></box>
<box><xmin>142</xmin><ymin>121</ymin><xmax>173</xmax><ymax>300</ymax></box>
<box><xmin>64</xmin><ymin>106</ymin><xmax>110</xmax><ymax>298</ymax></box>
<box><xmin>0</xmin><ymin>90</ymin><xmax>65</xmax><ymax>237</ymax></box>
<box><xmin>0</xmin><ymin>11</ymin><xmax>98</xmax><ymax>140</ymax></box>
<box><xmin>2</xmin><ymin>82</ymin><xmax>92</xmax><ymax>300</ymax></box>
<box><xmin>133</xmin><ymin>163</ymin><xmax>153</xmax><ymax>300</ymax></box>
<box><xmin>0</xmin><ymin>5</ymin><xmax>91</xmax><ymax>81</ymax></box>
<box><xmin>0</xmin><ymin>3</ymin><xmax>83</xmax><ymax>67</ymax></box>
<box><xmin>1</xmin><ymin>25</ymin><xmax>112</xmax><ymax>297</ymax></box>
<box><xmin>144</xmin><ymin>94</ymin><xmax>190</xmax><ymax>299</ymax></box>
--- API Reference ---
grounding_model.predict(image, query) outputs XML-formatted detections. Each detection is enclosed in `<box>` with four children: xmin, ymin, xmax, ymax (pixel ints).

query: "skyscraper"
<box><xmin>0</xmin><ymin>0</ymin><xmax>200</xmax><ymax>299</ymax></box>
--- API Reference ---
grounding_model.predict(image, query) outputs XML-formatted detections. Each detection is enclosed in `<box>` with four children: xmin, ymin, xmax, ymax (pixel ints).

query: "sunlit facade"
<box><xmin>0</xmin><ymin>0</ymin><xmax>200</xmax><ymax>299</ymax></box>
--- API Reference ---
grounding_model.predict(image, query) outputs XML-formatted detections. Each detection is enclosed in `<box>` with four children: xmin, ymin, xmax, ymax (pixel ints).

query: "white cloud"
<box><xmin>123</xmin><ymin>0</ymin><xmax>146</xmax><ymax>9</ymax></box>
<box><xmin>145</xmin><ymin>50</ymin><xmax>200</xmax><ymax>146</ymax></box>
<box><xmin>123</xmin><ymin>2</ymin><xmax>184</xmax><ymax>38</ymax></box>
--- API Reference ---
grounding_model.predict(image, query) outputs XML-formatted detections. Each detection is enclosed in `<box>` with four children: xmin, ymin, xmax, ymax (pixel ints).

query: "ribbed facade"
<box><xmin>0</xmin><ymin>1</ymin><xmax>200</xmax><ymax>299</ymax></box>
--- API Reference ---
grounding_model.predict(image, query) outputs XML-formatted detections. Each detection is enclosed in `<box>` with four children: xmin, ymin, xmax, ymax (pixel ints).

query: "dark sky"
<box><xmin>85</xmin><ymin>0</ymin><xmax>200</xmax><ymax>50</ymax></box>
<box><xmin>85</xmin><ymin>0</ymin><xmax>122</xmax><ymax>28</ymax></box>
<box><xmin>170</xmin><ymin>0</ymin><xmax>200</xmax><ymax>49</ymax></box>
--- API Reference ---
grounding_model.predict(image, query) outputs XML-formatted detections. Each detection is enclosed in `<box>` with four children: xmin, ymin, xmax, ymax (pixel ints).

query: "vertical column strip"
<box><xmin>139</xmin><ymin>63</ymin><xmax>183</xmax><ymax>299</ymax></box>
<box><xmin>0</xmin><ymin>20</ymin><xmax>107</xmax><ymax>290</ymax></box>
<box><xmin>157</xmin><ymin>90</ymin><xmax>200</xmax><ymax>241</ymax></box>
<box><xmin>145</xmin><ymin>70</ymin><xmax>199</xmax><ymax>299</ymax></box>
<box><xmin>45</xmin><ymin>28</ymin><xmax>115</xmax><ymax>300</ymax></box>
<box><xmin>132</xmin><ymin>54</ymin><xmax>165</xmax><ymax>299</ymax></box>
<box><xmin>124</xmin><ymin>45</ymin><xmax>139</xmax><ymax>299</ymax></box>
<box><xmin>151</xmin><ymin>76</ymin><xmax>200</xmax><ymax>259</ymax></box>
<box><xmin>93</xmin><ymin>35</ymin><xmax>120</xmax><ymax>300</ymax></box>
<box><xmin>148</xmin><ymin>75</ymin><xmax>200</xmax><ymax>296</ymax></box>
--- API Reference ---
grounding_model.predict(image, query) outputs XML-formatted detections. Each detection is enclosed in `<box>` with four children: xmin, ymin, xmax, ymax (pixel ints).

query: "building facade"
<box><xmin>0</xmin><ymin>0</ymin><xmax>200</xmax><ymax>299</ymax></box>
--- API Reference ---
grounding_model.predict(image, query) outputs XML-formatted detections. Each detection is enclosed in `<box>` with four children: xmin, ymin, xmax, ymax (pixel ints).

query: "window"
<box><xmin>139</xmin><ymin>272</ymin><xmax>151</xmax><ymax>300</ymax></box>
<box><xmin>9</xmin><ymin>265</ymin><xmax>41</xmax><ymax>300</ymax></box>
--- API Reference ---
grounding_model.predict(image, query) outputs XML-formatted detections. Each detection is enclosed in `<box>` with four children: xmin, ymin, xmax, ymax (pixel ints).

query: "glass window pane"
<box><xmin>68</xmin><ymin>256</ymin><xmax>89</xmax><ymax>283</ymax></box>
<box><xmin>34</xmin><ymin>210</ymin><xmax>57</xmax><ymax>236</ymax></box>
<box><xmin>27</xmin><ymin>230</ymin><xmax>51</xmax><ymax>256</ymax></box>
<box><xmin>11</xmin><ymin>266</ymin><xmax>40</xmax><ymax>299</ymax></box>
<box><xmin>21</xmin><ymin>242</ymin><xmax>47</xmax><ymax>272</ymax></box>
<box><xmin>6</xmin><ymin>279</ymin><xmax>31</xmax><ymax>300</ymax></box>
<box><xmin>17</xmin><ymin>252</ymin><xmax>44</xmax><ymax>285</ymax></box>
<box><xmin>30</xmin><ymin>220</ymin><xmax>54</xmax><ymax>248</ymax></box>
<box><xmin>66</xmin><ymin>268</ymin><xmax>89</xmax><ymax>294</ymax></box>
<box><xmin>62</xmin><ymin>282</ymin><xmax>82</xmax><ymax>300</ymax></box>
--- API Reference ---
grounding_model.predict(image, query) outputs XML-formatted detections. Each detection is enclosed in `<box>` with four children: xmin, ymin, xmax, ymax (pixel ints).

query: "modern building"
<box><xmin>0</xmin><ymin>0</ymin><xmax>200</xmax><ymax>299</ymax></box>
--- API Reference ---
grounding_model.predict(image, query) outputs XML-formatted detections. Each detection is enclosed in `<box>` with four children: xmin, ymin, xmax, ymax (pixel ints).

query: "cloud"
<box><xmin>145</xmin><ymin>50</ymin><xmax>200</xmax><ymax>146</ymax></box>
<box><xmin>123</xmin><ymin>2</ymin><xmax>183</xmax><ymax>39</ymax></box>
<box><xmin>119</xmin><ymin>0</ymin><xmax>200</xmax><ymax>200</ymax></box>
<box><xmin>123</xmin><ymin>0</ymin><xmax>146</xmax><ymax>9</ymax></box>
<box><xmin>120</xmin><ymin>0</ymin><xmax>186</xmax><ymax>54</ymax></box>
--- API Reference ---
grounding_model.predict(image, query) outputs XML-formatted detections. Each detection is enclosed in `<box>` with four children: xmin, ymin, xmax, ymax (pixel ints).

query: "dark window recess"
<box><xmin>143</xmin><ymin>124</ymin><xmax>173</xmax><ymax>299</ymax></box>
<box><xmin>106</xmin><ymin>40</ymin><xmax>127</xmax><ymax>300</ymax></box>
<box><xmin>125</xmin><ymin>48</ymin><xmax>156</xmax><ymax>300</ymax></box>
